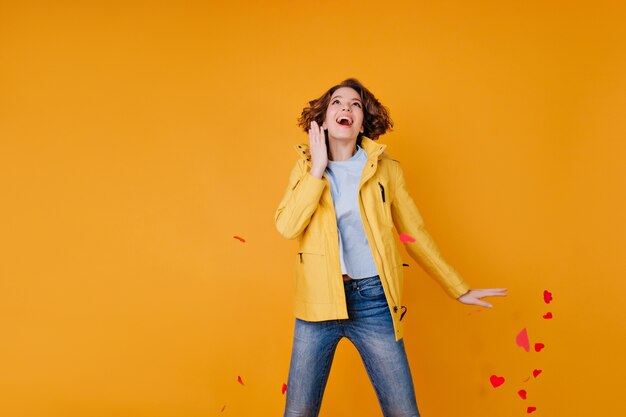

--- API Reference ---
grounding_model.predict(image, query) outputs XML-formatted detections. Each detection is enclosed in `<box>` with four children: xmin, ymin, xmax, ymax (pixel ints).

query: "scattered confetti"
<box><xmin>527</xmin><ymin>406</ymin><xmax>537</xmax><ymax>413</ymax></box>
<box><xmin>534</xmin><ymin>343</ymin><xmax>545</xmax><ymax>352</ymax></box>
<box><xmin>518</xmin><ymin>389</ymin><xmax>527</xmax><ymax>400</ymax></box>
<box><xmin>237</xmin><ymin>375</ymin><xmax>245</xmax><ymax>385</ymax></box>
<box><xmin>282</xmin><ymin>383</ymin><xmax>287</xmax><ymax>394</ymax></box>
<box><xmin>516</xmin><ymin>328</ymin><xmax>530</xmax><ymax>352</ymax></box>
<box><xmin>533</xmin><ymin>369</ymin><xmax>542</xmax><ymax>378</ymax></box>
<box><xmin>233</xmin><ymin>235</ymin><xmax>246</xmax><ymax>243</ymax></box>
<box><xmin>522</xmin><ymin>375</ymin><xmax>531</xmax><ymax>382</ymax></box>
<box><xmin>221</xmin><ymin>405</ymin><xmax>226</xmax><ymax>412</ymax></box>
<box><xmin>543</xmin><ymin>311</ymin><xmax>553</xmax><ymax>319</ymax></box>
<box><xmin>543</xmin><ymin>290</ymin><xmax>553</xmax><ymax>304</ymax></box>
<box><xmin>490</xmin><ymin>375</ymin><xmax>505</xmax><ymax>388</ymax></box>
<box><xmin>399</xmin><ymin>233</ymin><xmax>416</xmax><ymax>243</ymax></box>
<box><xmin>467</xmin><ymin>309</ymin><xmax>483</xmax><ymax>316</ymax></box>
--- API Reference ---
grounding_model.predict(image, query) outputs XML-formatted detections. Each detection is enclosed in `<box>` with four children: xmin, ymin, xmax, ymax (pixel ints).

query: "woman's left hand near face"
<box><xmin>309</xmin><ymin>120</ymin><xmax>328</xmax><ymax>178</ymax></box>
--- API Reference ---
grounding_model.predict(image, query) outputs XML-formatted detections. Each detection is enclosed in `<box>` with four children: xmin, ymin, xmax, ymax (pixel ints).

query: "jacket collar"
<box><xmin>294</xmin><ymin>137</ymin><xmax>387</xmax><ymax>167</ymax></box>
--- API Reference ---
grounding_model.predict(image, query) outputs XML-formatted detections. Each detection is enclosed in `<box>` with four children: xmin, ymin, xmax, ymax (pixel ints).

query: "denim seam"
<box><xmin>313</xmin><ymin>339</ymin><xmax>339</xmax><ymax>416</ymax></box>
<box><xmin>357</xmin><ymin>345</ymin><xmax>385</xmax><ymax>406</ymax></box>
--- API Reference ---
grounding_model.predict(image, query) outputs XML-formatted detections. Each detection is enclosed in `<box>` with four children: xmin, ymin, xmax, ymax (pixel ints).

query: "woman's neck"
<box><xmin>328</xmin><ymin>139</ymin><xmax>358</xmax><ymax>161</ymax></box>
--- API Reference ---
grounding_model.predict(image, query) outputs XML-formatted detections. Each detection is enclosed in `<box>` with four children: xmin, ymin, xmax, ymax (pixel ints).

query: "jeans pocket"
<box><xmin>357</xmin><ymin>277</ymin><xmax>385</xmax><ymax>300</ymax></box>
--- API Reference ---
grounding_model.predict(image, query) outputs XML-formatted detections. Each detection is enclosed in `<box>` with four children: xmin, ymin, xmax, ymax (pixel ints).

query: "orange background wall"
<box><xmin>1</xmin><ymin>1</ymin><xmax>625</xmax><ymax>416</ymax></box>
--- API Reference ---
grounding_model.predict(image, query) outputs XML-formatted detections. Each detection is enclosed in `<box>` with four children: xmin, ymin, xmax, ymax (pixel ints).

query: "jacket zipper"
<box><xmin>373</xmin><ymin>180</ymin><xmax>404</xmax><ymax>323</ymax></box>
<box><xmin>315</xmin><ymin>178</ymin><xmax>346</xmax><ymax>316</ymax></box>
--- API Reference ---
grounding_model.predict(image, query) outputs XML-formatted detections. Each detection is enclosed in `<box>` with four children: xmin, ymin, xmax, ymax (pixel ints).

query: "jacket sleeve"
<box><xmin>390</xmin><ymin>162</ymin><xmax>471</xmax><ymax>299</ymax></box>
<box><xmin>274</xmin><ymin>159</ymin><xmax>326</xmax><ymax>240</ymax></box>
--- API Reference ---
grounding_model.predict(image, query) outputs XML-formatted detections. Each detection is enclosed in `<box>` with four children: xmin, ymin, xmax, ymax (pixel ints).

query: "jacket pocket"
<box><xmin>378</xmin><ymin>181</ymin><xmax>386</xmax><ymax>203</ymax></box>
<box><xmin>294</xmin><ymin>251</ymin><xmax>331</xmax><ymax>304</ymax></box>
<box><xmin>378</xmin><ymin>181</ymin><xmax>392</xmax><ymax>224</ymax></box>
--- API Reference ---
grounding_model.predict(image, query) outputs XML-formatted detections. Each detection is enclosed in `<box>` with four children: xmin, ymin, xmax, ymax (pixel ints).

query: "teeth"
<box><xmin>336</xmin><ymin>116</ymin><xmax>352</xmax><ymax>126</ymax></box>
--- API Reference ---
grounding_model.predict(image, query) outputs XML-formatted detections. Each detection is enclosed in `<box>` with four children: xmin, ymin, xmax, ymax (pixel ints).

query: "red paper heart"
<box><xmin>543</xmin><ymin>290</ymin><xmax>553</xmax><ymax>304</ymax></box>
<box><xmin>543</xmin><ymin>312</ymin><xmax>553</xmax><ymax>319</ymax></box>
<box><xmin>533</xmin><ymin>369</ymin><xmax>542</xmax><ymax>378</ymax></box>
<box><xmin>490</xmin><ymin>375</ymin><xmax>505</xmax><ymax>388</ymax></box>
<box><xmin>237</xmin><ymin>375</ymin><xmax>244</xmax><ymax>385</ymax></box>
<box><xmin>399</xmin><ymin>233</ymin><xmax>416</xmax><ymax>243</ymax></box>
<box><xmin>518</xmin><ymin>389</ymin><xmax>527</xmax><ymax>400</ymax></box>
<box><xmin>527</xmin><ymin>406</ymin><xmax>537</xmax><ymax>413</ymax></box>
<box><xmin>534</xmin><ymin>343</ymin><xmax>545</xmax><ymax>352</ymax></box>
<box><xmin>516</xmin><ymin>328</ymin><xmax>530</xmax><ymax>352</ymax></box>
<box><xmin>282</xmin><ymin>383</ymin><xmax>287</xmax><ymax>394</ymax></box>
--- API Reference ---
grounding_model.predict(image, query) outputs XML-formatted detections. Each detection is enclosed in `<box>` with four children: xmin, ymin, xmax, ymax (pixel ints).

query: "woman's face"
<box><xmin>322</xmin><ymin>87</ymin><xmax>364</xmax><ymax>143</ymax></box>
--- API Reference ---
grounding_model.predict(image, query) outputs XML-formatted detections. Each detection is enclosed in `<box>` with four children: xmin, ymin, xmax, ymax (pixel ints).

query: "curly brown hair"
<box><xmin>297</xmin><ymin>78</ymin><xmax>393</xmax><ymax>143</ymax></box>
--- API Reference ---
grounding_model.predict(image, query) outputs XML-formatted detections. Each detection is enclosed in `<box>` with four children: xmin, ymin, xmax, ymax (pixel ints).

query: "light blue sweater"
<box><xmin>324</xmin><ymin>145</ymin><xmax>379</xmax><ymax>280</ymax></box>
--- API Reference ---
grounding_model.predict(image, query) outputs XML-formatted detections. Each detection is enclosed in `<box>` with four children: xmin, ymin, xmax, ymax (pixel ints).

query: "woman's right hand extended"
<box><xmin>309</xmin><ymin>121</ymin><xmax>327</xmax><ymax>178</ymax></box>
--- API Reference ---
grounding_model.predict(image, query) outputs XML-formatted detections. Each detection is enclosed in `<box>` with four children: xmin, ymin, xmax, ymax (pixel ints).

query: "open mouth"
<box><xmin>336</xmin><ymin>116</ymin><xmax>353</xmax><ymax>127</ymax></box>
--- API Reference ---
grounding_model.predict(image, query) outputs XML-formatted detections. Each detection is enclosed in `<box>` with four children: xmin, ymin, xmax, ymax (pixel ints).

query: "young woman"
<box><xmin>275</xmin><ymin>78</ymin><xmax>507</xmax><ymax>417</ymax></box>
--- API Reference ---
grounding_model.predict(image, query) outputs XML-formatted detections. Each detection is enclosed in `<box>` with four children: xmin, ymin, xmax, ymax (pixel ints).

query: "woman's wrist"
<box><xmin>457</xmin><ymin>289</ymin><xmax>472</xmax><ymax>299</ymax></box>
<box><xmin>310</xmin><ymin>166</ymin><xmax>324</xmax><ymax>178</ymax></box>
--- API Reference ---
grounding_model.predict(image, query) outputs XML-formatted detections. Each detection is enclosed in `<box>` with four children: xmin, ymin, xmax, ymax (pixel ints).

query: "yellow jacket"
<box><xmin>275</xmin><ymin>137</ymin><xmax>470</xmax><ymax>341</ymax></box>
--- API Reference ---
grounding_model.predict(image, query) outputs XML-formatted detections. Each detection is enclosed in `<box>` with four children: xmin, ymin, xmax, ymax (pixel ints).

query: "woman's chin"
<box><xmin>327</xmin><ymin>130</ymin><xmax>359</xmax><ymax>142</ymax></box>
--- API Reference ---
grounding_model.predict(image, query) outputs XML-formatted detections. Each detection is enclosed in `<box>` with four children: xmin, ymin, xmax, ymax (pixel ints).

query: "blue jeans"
<box><xmin>283</xmin><ymin>275</ymin><xmax>420</xmax><ymax>417</ymax></box>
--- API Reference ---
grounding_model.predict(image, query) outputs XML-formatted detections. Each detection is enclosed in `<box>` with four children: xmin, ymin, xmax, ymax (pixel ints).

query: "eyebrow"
<box><xmin>331</xmin><ymin>95</ymin><xmax>362</xmax><ymax>102</ymax></box>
